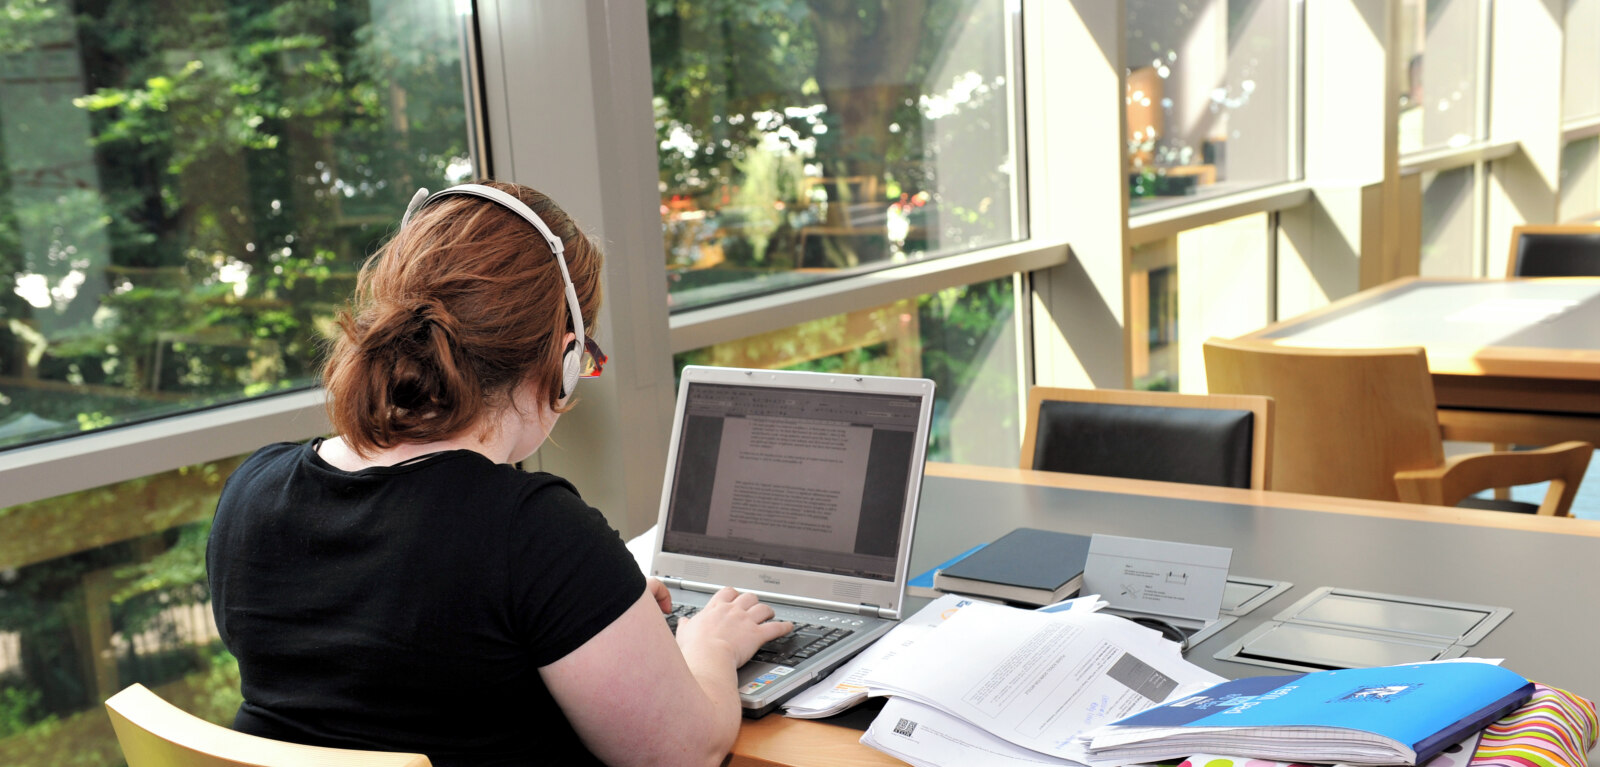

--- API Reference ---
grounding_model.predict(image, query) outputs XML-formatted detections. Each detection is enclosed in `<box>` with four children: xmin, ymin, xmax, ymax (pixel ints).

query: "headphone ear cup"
<box><xmin>559</xmin><ymin>343</ymin><xmax>582</xmax><ymax>402</ymax></box>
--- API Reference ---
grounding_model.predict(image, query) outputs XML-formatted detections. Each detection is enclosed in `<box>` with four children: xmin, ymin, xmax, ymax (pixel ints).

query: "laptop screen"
<box><xmin>661</xmin><ymin>381</ymin><xmax>925</xmax><ymax>582</ymax></box>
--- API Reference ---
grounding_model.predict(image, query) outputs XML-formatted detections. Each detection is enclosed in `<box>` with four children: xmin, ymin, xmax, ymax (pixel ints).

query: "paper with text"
<box><xmin>705</xmin><ymin>415</ymin><xmax>870</xmax><ymax>550</ymax></box>
<box><xmin>785</xmin><ymin>593</ymin><xmax>984</xmax><ymax>718</ymax></box>
<box><xmin>786</xmin><ymin>594</ymin><xmax>1112</xmax><ymax>718</ymax></box>
<box><xmin>861</xmin><ymin>696</ymin><xmax>1088</xmax><ymax>766</ymax></box>
<box><xmin>861</xmin><ymin>600</ymin><xmax>1224</xmax><ymax>761</ymax></box>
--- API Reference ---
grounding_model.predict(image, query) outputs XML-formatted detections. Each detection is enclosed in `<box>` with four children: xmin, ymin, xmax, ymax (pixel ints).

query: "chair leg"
<box><xmin>1492</xmin><ymin>443</ymin><xmax>1511</xmax><ymax>500</ymax></box>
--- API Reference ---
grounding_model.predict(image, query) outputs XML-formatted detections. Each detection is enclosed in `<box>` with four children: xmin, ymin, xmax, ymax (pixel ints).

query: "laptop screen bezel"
<box><xmin>650</xmin><ymin>366</ymin><xmax>934</xmax><ymax>618</ymax></box>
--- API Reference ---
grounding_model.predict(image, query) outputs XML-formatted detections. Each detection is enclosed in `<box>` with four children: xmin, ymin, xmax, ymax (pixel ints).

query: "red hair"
<box><xmin>322</xmin><ymin>181</ymin><xmax>602</xmax><ymax>457</ymax></box>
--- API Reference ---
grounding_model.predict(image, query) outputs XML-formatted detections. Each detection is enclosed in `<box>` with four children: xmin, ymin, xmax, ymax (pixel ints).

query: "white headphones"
<box><xmin>401</xmin><ymin>183</ymin><xmax>587</xmax><ymax>401</ymax></box>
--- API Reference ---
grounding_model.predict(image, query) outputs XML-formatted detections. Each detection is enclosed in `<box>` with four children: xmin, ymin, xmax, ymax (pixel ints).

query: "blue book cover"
<box><xmin>934</xmin><ymin>528</ymin><xmax>1094</xmax><ymax>595</ymax></box>
<box><xmin>1110</xmin><ymin>663</ymin><xmax>1532</xmax><ymax>764</ymax></box>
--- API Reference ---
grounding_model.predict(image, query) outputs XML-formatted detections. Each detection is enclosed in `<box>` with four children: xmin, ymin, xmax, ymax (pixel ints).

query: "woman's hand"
<box><xmin>647</xmin><ymin>576</ymin><xmax>673</xmax><ymax>614</ymax></box>
<box><xmin>675</xmin><ymin>587</ymin><xmax>792</xmax><ymax>668</ymax></box>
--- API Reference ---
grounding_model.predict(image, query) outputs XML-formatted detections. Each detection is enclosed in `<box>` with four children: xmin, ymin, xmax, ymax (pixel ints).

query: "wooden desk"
<box><xmin>728</xmin><ymin>462</ymin><xmax>1600</xmax><ymax>766</ymax></box>
<box><xmin>1239</xmin><ymin>276</ymin><xmax>1600</xmax><ymax>445</ymax></box>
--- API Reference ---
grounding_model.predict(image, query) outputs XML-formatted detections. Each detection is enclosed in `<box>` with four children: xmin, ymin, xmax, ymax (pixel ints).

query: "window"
<box><xmin>674</xmin><ymin>277</ymin><xmax>1023</xmax><ymax>468</ymax></box>
<box><xmin>0</xmin><ymin>456</ymin><xmax>245</xmax><ymax>762</ymax></box>
<box><xmin>1125</xmin><ymin>0</ymin><xmax>1298</xmax><ymax>208</ymax></box>
<box><xmin>1</xmin><ymin>0</ymin><xmax>477</xmax><ymax>451</ymax></box>
<box><xmin>0</xmin><ymin>0</ymin><xmax>475</xmax><ymax>759</ymax></box>
<box><xmin>1564</xmin><ymin>0</ymin><xmax>1600</xmax><ymax>122</ymax></box>
<box><xmin>1132</xmin><ymin>213</ymin><xmax>1273</xmax><ymax>392</ymax></box>
<box><xmin>648</xmin><ymin>0</ymin><xmax>1024</xmax><ymax>311</ymax></box>
<box><xmin>1397</xmin><ymin>0</ymin><xmax>1484</xmax><ymax>155</ymax></box>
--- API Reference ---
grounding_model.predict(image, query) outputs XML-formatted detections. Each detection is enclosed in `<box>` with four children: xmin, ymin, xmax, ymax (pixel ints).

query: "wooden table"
<box><xmin>1239</xmin><ymin>276</ymin><xmax>1600</xmax><ymax>445</ymax></box>
<box><xmin>727</xmin><ymin>462</ymin><xmax>1600</xmax><ymax>766</ymax></box>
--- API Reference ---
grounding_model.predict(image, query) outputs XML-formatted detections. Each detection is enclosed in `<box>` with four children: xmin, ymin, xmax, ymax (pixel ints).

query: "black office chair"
<box><xmin>1506</xmin><ymin>224</ymin><xmax>1600</xmax><ymax>277</ymax></box>
<box><xmin>1020</xmin><ymin>387</ymin><xmax>1273</xmax><ymax>489</ymax></box>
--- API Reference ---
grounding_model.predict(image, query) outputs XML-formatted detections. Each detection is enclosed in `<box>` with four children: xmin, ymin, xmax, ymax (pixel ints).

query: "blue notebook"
<box><xmin>932</xmin><ymin>528</ymin><xmax>1091</xmax><ymax>605</ymax></box>
<box><xmin>1085</xmin><ymin>662</ymin><xmax>1534</xmax><ymax>765</ymax></box>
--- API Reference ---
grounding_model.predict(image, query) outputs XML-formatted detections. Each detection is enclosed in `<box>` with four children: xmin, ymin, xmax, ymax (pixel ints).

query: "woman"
<box><xmin>207</xmin><ymin>181</ymin><xmax>791</xmax><ymax>767</ymax></box>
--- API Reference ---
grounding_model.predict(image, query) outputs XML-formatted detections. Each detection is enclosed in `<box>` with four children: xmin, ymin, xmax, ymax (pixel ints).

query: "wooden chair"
<box><xmin>1202</xmin><ymin>337</ymin><xmax>1593</xmax><ymax>516</ymax></box>
<box><xmin>1506</xmin><ymin>224</ymin><xmax>1600</xmax><ymax>277</ymax></box>
<box><xmin>105</xmin><ymin>684</ymin><xmax>432</xmax><ymax>767</ymax></box>
<box><xmin>1021</xmin><ymin>386</ymin><xmax>1274</xmax><ymax>489</ymax></box>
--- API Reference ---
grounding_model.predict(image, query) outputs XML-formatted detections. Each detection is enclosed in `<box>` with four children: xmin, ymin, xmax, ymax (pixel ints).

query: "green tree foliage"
<box><xmin>650</xmin><ymin>0</ymin><xmax>1012</xmax><ymax>282</ymax></box>
<box><xmin>0</xmin><ymin>0</ymin><xmax>471</xmax><ymax>445</ymax></box>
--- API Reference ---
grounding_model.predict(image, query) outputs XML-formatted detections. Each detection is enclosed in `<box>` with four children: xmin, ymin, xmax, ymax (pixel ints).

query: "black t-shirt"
<box><xmin>207</xmin><ymin>440</ymin><xmax>646</xmax><ymax>766</ymax></box>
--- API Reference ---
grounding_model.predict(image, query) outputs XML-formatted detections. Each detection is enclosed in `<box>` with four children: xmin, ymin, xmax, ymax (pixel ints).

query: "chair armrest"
<box><xmin>1394</xmin><ymin>441</ymin><xmax>1595</xmax><ymax>516</ymax></box>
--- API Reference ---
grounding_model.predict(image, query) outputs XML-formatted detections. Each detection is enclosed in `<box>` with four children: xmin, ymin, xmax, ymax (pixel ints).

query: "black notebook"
<box><xmin>933</xmin><ymin>528</ymin><xmax>1091</xmax><ymax>605</ymax></box>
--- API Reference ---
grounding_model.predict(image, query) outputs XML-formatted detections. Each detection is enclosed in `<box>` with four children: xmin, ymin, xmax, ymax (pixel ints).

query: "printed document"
<box><xmin>861</xmin><ymin>696</ymin><xmax>1088</xmax><ymax>767</ymax></box>
<box><xmin>786</xmin><ymin>594</ymin><xmax>1110</xmax><ymax>718</ymax></box>
<box><xmin>861</xmin><ymin>600</ymin><xmax>1224</xmax><ymax>762</ymax></box>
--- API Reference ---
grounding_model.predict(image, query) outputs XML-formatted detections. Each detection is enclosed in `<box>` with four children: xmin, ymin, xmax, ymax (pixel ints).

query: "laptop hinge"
<box><xmin>856</xmin><ymin>603</ymin><xmax>882</xmax><ymax>617</ymax></box>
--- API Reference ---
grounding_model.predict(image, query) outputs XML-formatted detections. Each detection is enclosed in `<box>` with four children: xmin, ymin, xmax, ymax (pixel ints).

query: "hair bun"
<box><xmin>322</xmin><ymin>180</ymin><xmax>602</xmax><ymax>457</ymax></box>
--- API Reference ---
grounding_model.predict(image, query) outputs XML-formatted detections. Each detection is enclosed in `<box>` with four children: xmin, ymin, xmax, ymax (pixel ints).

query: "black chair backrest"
<box><xmin>1511</xmin><ymin>229</ymin><xmax>1600</xmax><ymax>277</ymax></box>
<box><xmin>1030</xmin><ymin>400</ymin><xmax>1256</xmax><ymax>489</ymax></box>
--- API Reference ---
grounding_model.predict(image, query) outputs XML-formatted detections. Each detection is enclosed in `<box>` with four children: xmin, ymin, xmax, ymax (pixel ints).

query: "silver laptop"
<box><xmin>650</xmin><ymin>366</ymin><xmax>934</xmax><ymax>717</ymax></box>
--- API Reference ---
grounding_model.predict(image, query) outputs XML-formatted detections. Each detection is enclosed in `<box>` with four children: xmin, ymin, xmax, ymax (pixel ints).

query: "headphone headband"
<box><xmin>403</xmin><ymin>183</ymin><xmax>588</xmax><ymax>400</ymax></box>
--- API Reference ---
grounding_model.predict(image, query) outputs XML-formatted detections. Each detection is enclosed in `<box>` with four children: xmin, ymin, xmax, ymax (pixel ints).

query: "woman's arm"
<box><xmin>540</xmin><ymin>583</ymin><xmax>792</xmax><ymax>767</ymax></box>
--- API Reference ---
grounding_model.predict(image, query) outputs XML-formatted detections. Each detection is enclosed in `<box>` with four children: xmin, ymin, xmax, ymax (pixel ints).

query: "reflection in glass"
<box><xmin>0</xmin><ymin>0</ymin><xmax>475</xmax><ymax>450</ymax></box>
<box><xmin>1125</xmin><ymin>0</ymin><xmax>1296</xmax><ymax>208</ymax></box>
<box><xmin>1398</xmin><ymin>0</ymin><xmax>1481</xmax><ymax>155</ymax></box>
<box><xmin>674</xmin><ymin>277</ymin><xmax>1021</xmax><ymax>467</ymax></box>
<box><xmin>0</xmin><ymin>456</ymin><xmax>245</xmax><ymax>764</ymax></box>
<box><xmin>1131</xmin><ymin>240</ymin><xmax>1178</xmax><ymax>391</ymax></box>
<box><xmin>648</xmin><ymin>1</ymin><xmax>1023</xmax><ymax>310</ymax></box>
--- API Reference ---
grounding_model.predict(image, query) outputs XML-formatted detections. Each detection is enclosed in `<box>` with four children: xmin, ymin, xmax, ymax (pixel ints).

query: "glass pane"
<box><xmin>0</xmin><ymin>457</ymin><xmax>245</xmax><ymax>764</ymax></box>
<box><xmin>1130</xmin><ymin>234</ymin><xmax>1178</xmax><ymax>391</ymax></box>
<box><xmin>648</xmin><ymin>1</ymin><xmax>1024</xmax><ymax>311</ymax></box>
<box><xmin>1398</xmin><ymin>0</ymin><xmax>1482</xmax><ymax>155</ymax></box>
<box><xmin>1133</xmin><ymin>214</ymin><xmax>1272</xmax><ymax>393</ymax></box>
<box><xmin>1560</xmin><ymin>137</ymin><xmax>1600</xmax><ymax>222</ymax></box>
<box><xmin>0</xmin><ymin>0</ymin><xmax>476</xmax><ymax>451</ymax></box>
<box><xmin>1126</xmin><ymin>0</ymin><xmax>1297</xmax><ymax>209</ymax></box>
<box><xmin>673</xmin><ymin>277</ymin><xmax>1021</xmax><ymax>467</ymax></box>
<box><xmin>1132</xmin><ymin>263</ymin><xmax>1179</xmax><ymax>391</ymax></box>
<box><xmin>1565</xmin><ymin>0</ymin><xmax>1600</xmax><ymax>121</ymax></box>
<box><xmin>1419</xmin><ymin>165</ymin><xmax>1478</xmax><ymax>276</ymax></box>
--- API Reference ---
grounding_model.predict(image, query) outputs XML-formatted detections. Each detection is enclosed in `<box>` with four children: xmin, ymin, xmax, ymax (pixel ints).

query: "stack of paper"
<box><xmin>783</xmin><ymin>594</ymin><xmax>1107</xmax><ymax>719</ymax></box>
<box><xmin>852</xmin><ymin>598</ymin><xmax>1226</xmax><ymax>765</ymax></box>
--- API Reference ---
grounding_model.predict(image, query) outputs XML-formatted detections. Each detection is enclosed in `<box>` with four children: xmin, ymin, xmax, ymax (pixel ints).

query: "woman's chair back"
<box><xmin>105</xmin><ymin>684</ymin><xmax>432</xmax><ymax>767</ymax></box>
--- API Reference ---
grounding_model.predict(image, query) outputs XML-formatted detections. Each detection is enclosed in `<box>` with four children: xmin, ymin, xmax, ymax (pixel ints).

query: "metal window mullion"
<box><xmin>667</xmin><ymin>240</ymin><xmax>1070</xmax><ymax>354</ymax></box>
<box><xmin>1398</xmin><ymin>138</ymin><xmax>1520</xmax><ymax>174</ymax></box>
<box><xmin>1563</xmin><ymin>115</ymin><xmax>1600</xmax><ymax>142</ymax></box>
<box><xmin>0</xmin><ymin>389</ymin><xmax>330</xmax><ymax>510</ymax></box>
<box><xmin>1128</xmin><ymin>182</ymin><xmax>1313</xmax><ymax>246</ymax></box>
<box><xmin>1476</xmin><ymin>0</ymin><xmax>1494</xmax><ymax>144</ymax></box>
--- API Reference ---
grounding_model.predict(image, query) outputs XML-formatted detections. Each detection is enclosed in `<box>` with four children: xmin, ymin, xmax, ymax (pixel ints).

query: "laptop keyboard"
<box><xmin>666</xmin><ymin>604</ymin><xmax>856</xmax><ymax>666</ymax></box>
